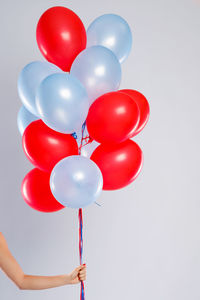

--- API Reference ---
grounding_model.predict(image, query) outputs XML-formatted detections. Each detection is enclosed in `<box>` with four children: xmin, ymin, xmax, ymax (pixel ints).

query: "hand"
<box><xmin>68</xmin><ymin>264</ymin><xmax>86</xmax><ymax>285</ymax></box>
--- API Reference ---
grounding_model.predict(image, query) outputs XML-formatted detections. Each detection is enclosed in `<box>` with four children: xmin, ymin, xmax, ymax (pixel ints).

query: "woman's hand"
<box><xmin>68</xmin><ymin>264</ymin><xmax>86</xmax><ymax>284</ymax></box>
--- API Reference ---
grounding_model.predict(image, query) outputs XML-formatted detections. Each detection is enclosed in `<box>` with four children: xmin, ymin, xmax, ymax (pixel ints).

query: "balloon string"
<box><xmin>79</xmin><ymin>208</ymin><xmax>85</xmax><ymax>300</ymax></box>
<box><xmin>74</xmin><ymin>121</ymin><xmax>93</xmax><ymax>155</ymax></box>
<box><xmin>78</xmin><ymin>122</ymin><xmax>86</xmax><ymax>300</ymax></box>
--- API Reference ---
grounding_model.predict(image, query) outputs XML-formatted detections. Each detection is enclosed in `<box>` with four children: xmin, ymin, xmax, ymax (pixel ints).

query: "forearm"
<box><xmin>19</xmin><ymin>274</ymin><xmax>71</xmax><ymax>290</ymax></box>
<box><xmin>0</xmin><ymin>233</ymin><xmax>85</xmax><ymax>291</ymax></box>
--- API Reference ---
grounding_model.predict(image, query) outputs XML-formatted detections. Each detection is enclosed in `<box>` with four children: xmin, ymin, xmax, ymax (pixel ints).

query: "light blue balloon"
<box><xmin>36</xmin><ymin>73</ymin><xmax>89</xmax><ymax>134</ymax></box>
<box><xmin>87</xmin><ymin>14</ymin><xmax>132</xmax><ymax>63</ymax></box>
<box><xmin>17</xmin><ymin>105</ymin><xmax>39</xmax><ymax>136</ymax></box>
<box><xmin>18</xmin><ymin>61</ymin><xmax>62</xmax><ymax>116</ymax></box>
<box><xmin>50</xmin><ymin>155</ymin><xmax>103</xmax><ymax>208</ymax></box>
<box><xmin>70</xmin><ymin>45</ymin><xmax>121</xmax><ymax>104</ymax></box>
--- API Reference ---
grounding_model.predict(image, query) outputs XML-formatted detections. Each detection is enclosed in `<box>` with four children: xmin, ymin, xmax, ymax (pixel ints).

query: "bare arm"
<box><xmin>0</xmin><ymin>232</ymin><xmax>86</xmax><ymax>290</ymax></box>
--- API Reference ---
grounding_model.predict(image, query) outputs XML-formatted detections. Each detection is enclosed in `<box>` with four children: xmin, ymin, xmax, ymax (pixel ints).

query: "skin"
<box><xmin>0</xmin><ymin>232</ymin><xmax>86</xmax><ymax>290</ymax></box>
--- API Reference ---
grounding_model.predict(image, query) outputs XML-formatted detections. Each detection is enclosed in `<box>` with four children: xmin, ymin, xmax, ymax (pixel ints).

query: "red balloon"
<box><xmin>22</xmin><ymin>120</ymin><xmax>78</xmax><ymax>172</ymax></box>
<box><xmin>36</xmin><ymin>6</ymin><xmax>87</xmax><ymax>71</ymax></box>
<box><xmin>90</xmin><ymin>139</ymin><xmax>143</xmax><ymax>190</ymax></box>
<box><xmin>120</xmin><ymin>89</ymin><xmax>150</xmax><ymax>137</ymax></box>
<box><xmin>86</xmin><ymin>92</ymin><xmax>140</xmax><ymax>144</ymax></box>
<box><xmin>21</xmin><ymin>168</ymin><xmax>64</xmax><ymax>212</ymax></box>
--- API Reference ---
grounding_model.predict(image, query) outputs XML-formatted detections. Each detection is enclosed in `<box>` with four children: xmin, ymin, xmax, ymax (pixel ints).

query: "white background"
<box><xmin>0</xmin><ymin>0</ymin><xmax>200</xmax><ymax>299</ymax></box>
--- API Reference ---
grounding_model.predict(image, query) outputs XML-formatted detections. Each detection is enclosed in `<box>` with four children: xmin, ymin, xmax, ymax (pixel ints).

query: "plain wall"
<box><xmin>0</xmin><ymin>0</ymin><xmax>200</xmax><ymax>299</ymax></box>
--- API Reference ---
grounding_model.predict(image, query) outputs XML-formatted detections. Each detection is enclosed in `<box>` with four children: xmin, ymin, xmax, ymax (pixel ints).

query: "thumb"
<box><xmin>71</xmin><ymin>266</ymin><xmax>82</xmax><ymax>280</ymax></box>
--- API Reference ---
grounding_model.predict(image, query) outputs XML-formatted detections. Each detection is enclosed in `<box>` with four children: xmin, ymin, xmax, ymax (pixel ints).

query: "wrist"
<box><xmin>63</xmin><ymin>274</ymin><xmax>71</xmax><ymax>285</ymax></box>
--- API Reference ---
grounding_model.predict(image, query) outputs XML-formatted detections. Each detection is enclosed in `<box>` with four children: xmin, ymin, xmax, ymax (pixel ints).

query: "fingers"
<box><xmin>75</xmin><ymin>265</ymin><xmax>83</xmax><ymax>272</ymax></box>
<box><xmin>73</xmin><ymin>265</ymin><xmax>83</xmax><ymax>275</ymax></box>
<box><xmin>72</xmin><ymin>264</ymin><xmax>86</xmax><ymax>282</ymax></box>
<box><xmin>78</xmin><ymin>264</ymin><xmax>86</xmax><ymax>281</ymax></box>
<box><xmin>79</xmin><ymin>273</ymin><xmax>86</xmax><ymax>281</ymax></box>
<box><xmin>76</xmin><ymin>264</ymin><xmax>86</xmax><ymax>271</ymax></box>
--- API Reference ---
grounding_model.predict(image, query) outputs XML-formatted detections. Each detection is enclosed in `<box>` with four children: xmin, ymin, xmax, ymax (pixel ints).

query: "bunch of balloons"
<box><xmin>17</xmin><ymin>6</ymin><xmax>150</xmax><ymax>213</ymax></box>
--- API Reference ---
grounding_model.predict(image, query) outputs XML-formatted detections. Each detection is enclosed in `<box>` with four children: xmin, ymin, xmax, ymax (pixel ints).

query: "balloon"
<box><xmin>17</xmin><ymin>106</ymin><xmax>39</xmax><ymax>136</ymax></box>
<box><xmin>36</xmin><ymin>6</ymin><xmax>87</xmax><ymax>71</ymax></box>
<box><xmin>86</xmin><ymin>91</ymin><xmax>140</xmax><ymax>144</ymax></box>
<box><xmin>22</xmin><ymin>120</ymin><xmax>79</xmax><ymax>172</ymax></box>
<box><xmin>18</xmin><ymin>61</ymin><xmax>62</xmax><ymax>116</ymax></box>
<box><xmin>21</xmin><ymin>168</ymin><xmax>64</xmax><ymax>213</ymax></box>
<box><xmin>87</xmin><ymin>14</ymin><xmax>132</xmax><ymax>63</ymax></box>
<box><xmin>90</xmin><ymin>139</ymin><xmax>143</xmax><ymax>190</ymax></box>
<box><xmin>36</xmin><ymin>73</ymin><xmax>89</xmax><ymax>134</ymax></box>
<box><xmin>120</xmin><ymin>89</ymin><xmax>150</xmax><ymax>137</ymax></box>
<box><xmin>70</xmin><ymin>46</ymin><xmax>121</xmax><ymax>104</ymax></box>
<box><xmin>50</xmin><ymin>155</ymin><xmax>103</xmax><ymax>208</ymax></box>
